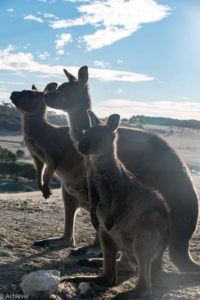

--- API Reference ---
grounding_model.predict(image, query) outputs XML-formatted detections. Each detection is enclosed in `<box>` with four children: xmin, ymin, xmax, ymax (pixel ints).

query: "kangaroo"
<box><xmin>43</xmin><ymin>66</ymin><xmax>200</xmax><ymax>273</ymax></box>
<box><xmin>76</xmin><ymin>111</ymin><xmax>170</xmax><ymax>296</ymax></box>
<box><xmin>10</xmin><ymin>84</ymin><xmax>90</xmax><ymax>248</ymax></box>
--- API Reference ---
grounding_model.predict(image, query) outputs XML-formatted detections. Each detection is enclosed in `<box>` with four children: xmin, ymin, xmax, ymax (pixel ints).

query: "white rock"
<box><xmin>20</xmin><ymin>270</ymin><xmax>60</xmax><ymax>296</ymax></box>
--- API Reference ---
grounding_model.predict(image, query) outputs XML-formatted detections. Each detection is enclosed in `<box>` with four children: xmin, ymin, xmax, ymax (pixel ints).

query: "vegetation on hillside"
<box><xmin>0</xmin><ymin>145</ymin><xmax>60</xmax><ymax>193</ymax></box>
<box><xmin>0</xmin><ymin>103</ymin><xmax>21</xmax><ymax>131</ymax></box>
<box><xmin>128</xmin><ymin>115</ymin><xmax>200</xmax><ymax>129</ymax></box>
<box><xmin>0</xmin><ymin>103</ymin><xmax>67</xmax><ymax>132</ymax></box>
<box><xmin>0</xmin><ymin>145</ymin><xmax>17</xmax><ymax>162</ymax></box>
<box><xmin>1</xmin><ymin>103</ymin><xmax>200</xmax><ymax>132</ymax></box>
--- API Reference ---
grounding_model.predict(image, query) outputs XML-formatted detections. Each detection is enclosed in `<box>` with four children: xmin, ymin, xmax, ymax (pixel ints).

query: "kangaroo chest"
<box><xmin>25</xmin><ymin>136</ymin><xmax>47</xmax><ymax>162</ymax></box>
<box><xmin>93</xmin><ymin>170</ymin><xmax>114</xmax><ymax>211</ymax></box>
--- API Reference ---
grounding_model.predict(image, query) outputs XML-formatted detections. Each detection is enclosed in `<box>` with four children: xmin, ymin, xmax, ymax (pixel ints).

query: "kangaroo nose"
<box><xmin>10</xmin><ymin>92</ymin><xmax>20</xmax><ymax>104</ymax></box>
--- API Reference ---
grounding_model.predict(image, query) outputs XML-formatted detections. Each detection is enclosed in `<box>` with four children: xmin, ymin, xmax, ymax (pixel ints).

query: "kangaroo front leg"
<box><xmin>99</xmin><ymin>229</ymin><xmax>117</xmax><ymax>286</ymax></box>
<box><xmin>42</xmin><ymin>163</ymin><xmax>54</xmax><ymax>199</ymax></box>
<box><xmin>33</xmin><ymin>156</ymin><xmax>44</xmax><ymax>191</ymax></box>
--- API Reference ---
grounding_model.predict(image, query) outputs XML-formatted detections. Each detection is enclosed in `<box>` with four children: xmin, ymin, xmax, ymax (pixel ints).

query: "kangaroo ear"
<box><xmin>32</xmin><ymin>84</ymin><xmax>38</xmax><ymax>91</ymax></box>
<box><xmin>63</xmin><ymin>69</ymin><xmax>76</xmax><ymax>82</ymax></box>
<box><xmin>106</xmin><ymin>114</ymin><xmax>120</xmax><ymax>133</ymax></box>
<box><xmin>87</xmin><ymin>109</ymin><xmax>101</xmax><ymax>128</ymax></box>
<box><xmin>78</xmin><ymin>66</ymin><xmax>88</xmax><ymax>85</ymax></box>
<box><xmin>43</xmin><ymin>82</ymin><xmax>58</xmax><ymax>95</ymax></box>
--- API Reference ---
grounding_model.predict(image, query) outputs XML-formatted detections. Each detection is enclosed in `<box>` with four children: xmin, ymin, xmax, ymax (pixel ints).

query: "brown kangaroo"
<box><xmin>10</xmin><ymin>84</ymin><xmax>89</xmax><ymax>248</ymax></box>
<box><xmin>76</xmin><ymin>110</ymin><xmax>170</xmax><ymax>296</ymax></box>
<box><xmin>44</xmin><ymin>66</ymin><xmax>200</xmax><ymax>273</ymax></box>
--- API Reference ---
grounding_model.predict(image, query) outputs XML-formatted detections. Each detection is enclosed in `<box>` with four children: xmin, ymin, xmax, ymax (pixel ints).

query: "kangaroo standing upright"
<box><xmin>10</xmin><ymin>84</ymin><xmax>90</xmax><ymax>248</ymax></box>
<box><xmin>76</xmin><ymin>111</ymin><xmax>170</xmax><ymax>297</ymax></box>
<box><xmin>44</xmin><ymin>66</ymin><xmax>200</xmax><ymax>273</ymax></box>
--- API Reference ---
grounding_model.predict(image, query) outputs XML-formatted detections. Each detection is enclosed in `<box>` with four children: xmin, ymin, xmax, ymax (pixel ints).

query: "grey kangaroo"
<box><xmin>77</xmin><ymin>111</ymin><xmax>170</xmax><ymax>297</ymax></box>
<box><xmin>10</xmin><ymin>84</ymin><xmax>89</xmax><ymax>248</ymax></box>
<box><xmin>44</xmin><ymin>66</ymin><xmax>200</xmax><ymax>273</ymax></box>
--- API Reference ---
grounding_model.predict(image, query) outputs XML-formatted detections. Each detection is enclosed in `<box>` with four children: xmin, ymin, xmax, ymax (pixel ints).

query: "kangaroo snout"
<box><xmin>10</xmin><ymin>92</ymin><xmax>20</xmax><ymax>105</ymax></box>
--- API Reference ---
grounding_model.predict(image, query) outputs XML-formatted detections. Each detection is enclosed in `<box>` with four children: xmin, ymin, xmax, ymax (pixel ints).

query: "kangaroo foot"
<box><xmin>77</xmin><ymin>258</ymin><xmax>103</xmax><ymax>269</ymax></box>
<box><xmin>112</xmin><ymin>289</ymin><xmax>152</xmax><ymax>300</ymax></box>
<box><xmin>93</xmin><ymin>275</ymin><xmax>116</xmax><ymax>287</ymax></box>
<box><xmin>131</xmin><ymin>287</ymin><xmax>152</xmax><ymax>298</ymax></box>
<box><xmin>32</xmin><ymin>237</ymin><xmax>74</xmax><ymax>249</ymax></box>
<box><xmin>69</xmin><ymin>245</ymin><xmax>102</xmax><ymax>258</ymax></box>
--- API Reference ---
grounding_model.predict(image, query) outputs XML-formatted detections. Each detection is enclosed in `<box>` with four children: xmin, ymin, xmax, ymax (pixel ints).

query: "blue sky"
<box><xmin>0</xmin><ymin>0</ymin><xmax>200</xmax><ymax>119</ymax></box>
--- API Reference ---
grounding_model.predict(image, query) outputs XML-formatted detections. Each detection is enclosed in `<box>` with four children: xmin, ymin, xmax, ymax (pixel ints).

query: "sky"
<box><xmin>0</xmin><ymin>0</ymin><xmax>200</xmax><ymax>120</ymax></box>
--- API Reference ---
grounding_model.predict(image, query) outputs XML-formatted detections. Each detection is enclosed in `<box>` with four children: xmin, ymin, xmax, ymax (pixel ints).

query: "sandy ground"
<box><xmin>1</xmin><ymin>126</ymin><xmax>200</xmax><ymax>299</ymax></box>
<box><xmin>1</xmin><ymin>125</ymin><xmax>200</xmax><ymax>169</ymax></box>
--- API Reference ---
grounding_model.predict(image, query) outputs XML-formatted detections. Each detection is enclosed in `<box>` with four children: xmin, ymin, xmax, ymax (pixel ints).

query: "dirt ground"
<box><xmin>1</xmin><ymin>126</ymin><xmax>200</xmax><ymax>299</ymax></box>
<box><xmin>0</xmin><ymin>174</ymin><xmax>200</xmax><ymax>299</ymax></box>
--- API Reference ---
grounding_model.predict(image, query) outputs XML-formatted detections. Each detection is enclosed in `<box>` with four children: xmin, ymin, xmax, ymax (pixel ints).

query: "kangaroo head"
<box><xmin>78</xmin><ymin>110</ymin><xmax>120</xmax><ymax>156</ymax></box>
<box><xmin>10</xmin><ymin>83</ymin><xmax>57</xmax><ymax>116</ymax></box>
<box><xmin>44</xmin><ymin>66</ymin><xmax>90</xmax><ymax>113</ymax></box>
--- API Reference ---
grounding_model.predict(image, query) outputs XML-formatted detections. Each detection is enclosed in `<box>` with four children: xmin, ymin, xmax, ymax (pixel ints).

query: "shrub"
<box><xmin>24</xmin><ymin>186</ymin><xmax>34</xmax><ymax>192</ymax></box>
<box><xmin>0</xmin><ymin>161</ymin><xmax>36</xmax><ymax>180</ymax></box>
<box><xmin>0</xmin><ymin>146</ymin><xmax>17</xmax><ymax>162</ymax></box>
<box><xmin>16</xmin><ymin>149</ymin><xmax>25</xmax><ymax>159</ymax></box>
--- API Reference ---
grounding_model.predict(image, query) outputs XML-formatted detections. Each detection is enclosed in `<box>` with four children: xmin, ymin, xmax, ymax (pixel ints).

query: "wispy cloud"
<box><xmin>38</xmin><ymin>51</ymin><xmax>50</xmax><ymax>60</ymax></box>
<box><xmin>0</xmin><ymin>45</ymin><xmax>154</xmax><ymax>83</ymax></box>
<box><xmin>115</xmin><ymin>89</ymin><xmax>123</xmax><ymax>94</ymax></box>
<box><xmin>0</xmin><ymin>81</ymin><xmax>25</xmax><ymax>85</ymax></box>
<box><xmin>94</xmin><ymin>60</ymin><xmax>110</xmax><ymax>68</ymax></box>
<box><xmin>24</xmin><ymin>15</ymin><xmax>44</xmax><ymax>23</ymax></box>
<box><xmin>44</xmin><ymin>13</ymin><xmax>58</xmax><ymax>19</ymax></box>
<box><xmin>64</xmin><ymin>0</ymin><xmax>90</xmax><ymax>2</ymax></box>
<box><xmin>49</xmin><ymin>0</ymin><xmax>170</xmax><ymax>51</ymax></box>
<box><xmin>94</xmin><ymin>99</ymin><xmax>200</xmax><ymax>120</ymax></box>
<box><xmin>0</xmin><ymin>91</ymin><xmax>10</xmax><ymax>100</ymax></box>
<box><xmin>55</xmin><ymin>33</ymin><xmax>72</xmax><ymax>55</ymax></box>
<box><xmin>37</xmin><ymin>0</ymin><xmax>56</xmax><ymax>3</ymax></box>
<box><xmin>117</xmin><ymin>59</ymin><xmax>123</xmax><ymax>65</ymax></box>
<box><xmin>7</xmin><ymin>8</ymin><xmax>14</xmax><ymax>12</ymax></box>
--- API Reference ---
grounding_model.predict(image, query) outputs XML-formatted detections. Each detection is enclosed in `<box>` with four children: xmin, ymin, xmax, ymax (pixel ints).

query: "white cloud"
<box><xmin>49</xmin><ymin>0</ymin><xmax>170</xmax><ymax>51</ymax></box>
<box><xmin>117</xmin><ymin>59</ymin><xmax>123</xmax><ymax>65</ymax></box>
<box><xmin>55</xmin><ymin>33</ymin><xmax>72</xmax><ymax>49</ymax></box>
<box><xmin>44</xmin><ymin>13</ymin><xmax>58</xmax><ymax>19</ymax></box>
<box><xmin>94</xmin><ymin>99</ymin><xmax>200</xmax><ymax>120</ymax></box>
<box><xmin>0</xmin><ymin>45</ymin><xmax>154</xmax><ymax>82</ymax></box>
<box><xmin>0</xmin><ymin>81</ymin><xmax>25</xmax><ymax>85</ymax></box>
<box><xmin>57</xmin><ymin>49</ymin><xmax>64</xmax><ymax>55</ymax></box>
<box><xmin>94</xmin><ymin>60</ymin><xmax>110</xmax><ymax>68</ymax></box>
<box><xmin>115</xmin><ymin>89</ymin><xmax>123</xmax><ymax>94</ymax></box>
<box><xmin>24</xmin><ymin>15</ymin><xmax>44</xmax><ymax>23</ymax></box>
<box><xmin>7</xmin><ymin>8</ymin><xmax>14</xmax><ymax>12</ymax></box>
<box><xmin>55</xmin><ymin>33</ymin><xmax>72</xmax><ymax>55</ymax></box>
<box><xmin>64</xmin><ymin>0</ymin><xmax>90</xmax><ymax>2</ymax></box>
<box><xmin>38</xmin><ymin>51</ymin><xmax>50</xmax><ymax>60</ymax></box>
<box><xmin>0</xmin><ymin>91</ymin><xmax>10</xmax><ymax>100</ymax></box>
<box><xmin>38</xmin><ymin>0</ymin><xmax>56</xmax><ymax>3</ymax></box>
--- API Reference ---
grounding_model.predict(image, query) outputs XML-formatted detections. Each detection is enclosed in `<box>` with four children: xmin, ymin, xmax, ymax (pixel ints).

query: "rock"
<box><xmin>78</xmin><ymin>282</ymin><xmax>95</xmax><ymax>298</ymax></box>
<box><xmin>20</xmin><ymin>270</ymin><xmax>60</xmax><ymax>296</ymax></box>
<box><xmin>57</xmin><ymin>282</ymin><xmax>76</xmax><ymax>299</ymax></box>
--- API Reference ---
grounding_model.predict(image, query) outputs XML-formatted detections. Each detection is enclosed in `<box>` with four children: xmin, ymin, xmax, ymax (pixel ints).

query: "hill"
<box><xmin>0</xmin><ymin>103</ymin><xmax>68</xmax><ymax>132</ymax></box>
<box><xmin>1</xmin><ymin>103</ymin><xmax>200</xmax><ymax>132</ymax></box>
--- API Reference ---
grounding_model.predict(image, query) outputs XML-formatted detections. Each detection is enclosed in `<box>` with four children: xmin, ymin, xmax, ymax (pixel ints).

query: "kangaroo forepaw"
<box><xmin>105</xmin><ymin>217</ymin><xmax>114</xmax><ymax>231</ymax></box>
<box><xmin>42</xmin><ymin>187</ymin><xmax>52</xmax><ymax>199</ymax></box>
